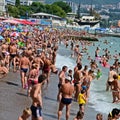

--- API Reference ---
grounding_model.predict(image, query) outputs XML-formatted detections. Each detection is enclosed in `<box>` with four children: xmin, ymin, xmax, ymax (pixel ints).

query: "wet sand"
<box><xmin>0</xmin><ymin>70</ymin><xmax>107</xmax><ymax>120</ymax></box>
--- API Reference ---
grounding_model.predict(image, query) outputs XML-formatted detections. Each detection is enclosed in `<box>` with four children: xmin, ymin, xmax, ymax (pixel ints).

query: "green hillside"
<box><xmin>45</xmin><ymin>0</ymin><xmax>120</xmax><ymax>4</ymax></box>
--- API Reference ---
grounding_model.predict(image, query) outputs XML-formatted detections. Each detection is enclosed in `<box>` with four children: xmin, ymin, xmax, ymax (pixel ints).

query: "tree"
<box><xmin>18</xmin><ymin>5</ymin><xmax>30</xmax><ymax>18</ymax></box>
<box><xmin>30</xmin><ymin>2</ymin><xmax>46</xmax><ymax>13</ymax></box>
<box><xmin>52</xmin><ymin>1</ymin><xmax>72</xmax><ymax>13</ymax></box>
<box><xmin>45</xmin><ymin>4</ymin><xmax>52</xmax><ymax>14</ymax></box>
<box><xmin>51</xmin><ymin>5</ymin><xmax>66</xmax><ymax>18</ymax></box>
<box><xmin>15</xmin><ymin>0</ymin><xmax>20</xmax><ymax>6</ymax></box>
<box><xmin>7</xmin><ymin>5</ymin><xmax>19</xmax><ymax>17</ymax></box>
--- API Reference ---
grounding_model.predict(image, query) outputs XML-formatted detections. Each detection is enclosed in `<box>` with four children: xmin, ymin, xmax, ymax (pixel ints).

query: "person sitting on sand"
<box><xmin>18</xmin><ymin>107</ymin><xmax>31</xmax><ymax>120</ymax></box>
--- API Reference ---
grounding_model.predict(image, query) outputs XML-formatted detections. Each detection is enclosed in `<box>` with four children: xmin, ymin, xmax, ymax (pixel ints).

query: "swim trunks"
<box><xmin>58</xmin><ymin>83</ymin><xmax>62</xmax><ymax>88</ymax></box>
<box><xmin>31</xmin><ymin>105</ymin><xmax>42</xmax><ymax>118</ymax></box>
<box><xmin>82</xmin><ymin>85</ymin><xmax>87</xmax><ymax>90</ymax></box>
<box><xmin>74</xmin><ymin>82</ymin><xmax>79</xmax><ymax>87</ymax></box>
<box><xmin>21</xmin><ymin>68</ymin><xmax>28</xmax><ymax>73</ymax></box>
<box><xmin>10</xmin><ymin>54</ymin><xmax>16</xmax><ymax>58</ymax></box>
<box><xmin>61</xmin><ymin>97</ymin><xmax>72</xmax><ymax>105</ymax></box>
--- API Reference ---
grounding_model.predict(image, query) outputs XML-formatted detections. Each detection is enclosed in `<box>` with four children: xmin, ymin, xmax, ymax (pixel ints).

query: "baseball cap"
<box><xmin>65</xmin><ymin>76</ymin><xmax>71</xmax><ymax>81</ymax></box>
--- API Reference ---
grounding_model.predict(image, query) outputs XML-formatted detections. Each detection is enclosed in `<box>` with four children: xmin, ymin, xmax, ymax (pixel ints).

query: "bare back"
<box><xmin>61</xmin><ymin>83</ymin><xmax>74</xmax><ymax>98</ymax></box>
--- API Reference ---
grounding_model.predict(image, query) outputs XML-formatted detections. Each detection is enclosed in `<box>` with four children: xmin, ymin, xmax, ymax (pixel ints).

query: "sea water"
<box><xmin>55</xmin><ymin>36</ymin><xmax>120</xmax><ymax>115</ymax></box>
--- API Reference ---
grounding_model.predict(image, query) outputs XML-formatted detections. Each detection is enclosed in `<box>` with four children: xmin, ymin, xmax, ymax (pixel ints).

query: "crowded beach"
<box><xmin>0</xmin><ymin>20</ymin><xmax>120</xmax><ymax>120</ymax></box>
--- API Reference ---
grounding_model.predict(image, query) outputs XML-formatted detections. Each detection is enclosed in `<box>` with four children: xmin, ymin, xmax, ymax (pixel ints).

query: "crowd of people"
<box><xmin>0</xmin><ymin>23</ymin><xmax>120</xmax><ymax>120</ymax></box>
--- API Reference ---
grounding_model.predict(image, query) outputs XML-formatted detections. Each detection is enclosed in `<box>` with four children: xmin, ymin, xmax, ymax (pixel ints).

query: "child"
<box><xmin>118</xmin><ymin>73</ymin><xmax>120</xmax><ymax>80</ymax></box>
<box><xmin>78</xmin><ymin>90</ymin><xmax>87</xmax><ymax>115</ymax></box>
<box><xmin>96</xmin><ymin>69</ymin><xmax>102</xmax><ymax>80</ymax></box>
<box><xmin>18</xmin><ymin>107</ymin><xmax>31</xmax><ymax>120</ymax></box>
<box><xmin>73</xmin><ymin>111</ymin><xmax>84</xmax><ymax>120</ymax></box>
<box><xmin>96</xmin><ymin>113</ymin><xmax>103</xmax><ymax>120</ymax></box>
<box><xmin>68</xmin><ymin>69</ymin><xmax>73</xmax><ymax>80</ymax></box>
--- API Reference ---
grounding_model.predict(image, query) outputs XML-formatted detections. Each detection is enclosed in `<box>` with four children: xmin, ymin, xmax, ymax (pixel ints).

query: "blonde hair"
<box><xmin>23</xmin><ymin>107</ymin><xmax>31</xmax><ymax>115</ymax></box>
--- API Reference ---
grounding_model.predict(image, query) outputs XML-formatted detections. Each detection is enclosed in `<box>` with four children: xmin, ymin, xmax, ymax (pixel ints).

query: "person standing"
<box><xmin>58</xmin><ymin>66</ymin><xmax>68</xmax><ymax>89</ymax></box>
<box><xmin>78</xmin><ymin>90</ymin><xmax>87</xmax><ymax>116</ymax></box>
<box><xmin>106</xmin><ymin>66</ymin><xmax>117</xmax><ymax>91</ymax></box>
<box><xmin>111</xmin><ymin>74</ymin><xmax>120</xmax><ymax>103</ymax></box>
<box><xmin>30</xmin><ymin>74</ymin><xmax>47</xmax><ymax>120</ymax></box>
<box><xmin>57</xmin><ymin>76</ymin><xmax>74</xmax><ymax>120</ymax></box>
<box><xmin>19</xmin><ymin>52</ymin><xmax>31</xmax><ymax>89</ymax></box>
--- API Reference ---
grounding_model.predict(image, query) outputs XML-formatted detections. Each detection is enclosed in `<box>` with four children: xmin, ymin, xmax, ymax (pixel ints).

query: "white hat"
<box><xmin>65</xmin><ymin>76</ymin><xmax>71</xmax><ymax>81</ymax></box>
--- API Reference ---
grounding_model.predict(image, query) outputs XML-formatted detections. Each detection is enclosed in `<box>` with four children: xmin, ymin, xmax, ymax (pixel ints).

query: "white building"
<box><xmin>117</xmin><ymin>2</ymin><xmax>120</xmax><ymax>9</ymax></box>
<box><xmin>5</xmin><ymin>0</ymin><xmax>45</xmax><ymax>6</ymax></box>
<box><xmin>6</xmin><ymin>0</ymin><xmax>15</xmax><ymax>5</ymax></box>
<box><xmin>21</xmin><ymin>0</ymin><xmax>45</xmax><ymax>5</ymax></box>
<box><xmin>65</xmin><ymin>1</ymin><xmax>78</xmax><ymax>14</ymax></box>
<box><xmin>0</xmin><ymin>0</ymin><xmax>6</xmax><ymax>13</ymax></box>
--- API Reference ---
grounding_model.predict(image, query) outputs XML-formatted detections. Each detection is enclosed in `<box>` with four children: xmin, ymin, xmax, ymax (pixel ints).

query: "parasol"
<box><xmin>0</xmin><ymin>35</ymin><xmax>4</xmax><ymax>40</ymax></box>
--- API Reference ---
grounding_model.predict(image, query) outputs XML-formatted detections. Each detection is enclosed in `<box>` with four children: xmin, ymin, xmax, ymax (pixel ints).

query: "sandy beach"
<box><xmin>0</xmin><ymin>66</ymin><xmax>107</xmax><ymax>120</ymax></box>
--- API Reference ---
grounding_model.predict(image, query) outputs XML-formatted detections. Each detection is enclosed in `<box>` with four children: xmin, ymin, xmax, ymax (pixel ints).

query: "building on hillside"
<box><xmin>5</xmin><ymin>0</ymin><xmax>45</xmax><ymax>6</ymax></box>
<box><xmin>21</xmin><ymin>0</ymin><xmax>45</xmax><ymax>6</ymax></box>
<box><xmin>0</xmin><ymin>0</ymin><xmax>6</xmax><ymax>13</ymax></box>
<box><xmin>117</xmin><ymin>2</ymin><xmax>120</xmax><ymax>9</ymax></box>
<box><xmin>6</xmin><ymin>0</ymin><xmax>15</xmax><ymax>5</ymax></box>
<box><xmin>64</xmin><ymin>1</ymin><xmax>78</xmax><ymax>14</ymax></box>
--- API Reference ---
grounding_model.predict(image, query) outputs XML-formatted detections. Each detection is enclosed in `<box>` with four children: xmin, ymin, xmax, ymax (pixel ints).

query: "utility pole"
<box><xmin>77</xmin><ymin>0</ymin><xmax>80</xmax><ymax>19</ymax></box>
<box><xmin>90</xmin><ymin>0</ymin><xmax>93</xmax><ymax>16</ymax></box>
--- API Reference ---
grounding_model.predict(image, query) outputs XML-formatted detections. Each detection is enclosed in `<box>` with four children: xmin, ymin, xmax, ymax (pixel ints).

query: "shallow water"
<box><xmin>56</xmin><ymin>36</ymin><xmax>120</xmax><ymax>115</ymax></box>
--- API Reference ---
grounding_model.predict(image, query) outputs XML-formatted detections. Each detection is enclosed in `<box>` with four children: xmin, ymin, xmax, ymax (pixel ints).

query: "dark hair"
<box><xmin>112</xmin><ymin>108</ymin><xmax>120</xmax><ymax>118</ymax></box>
<box><xmin>110</xmin><ymin>66</ymin><xmax>114</xmax><ymax>70</ymax></box>
<box><xmin>113</xmin><ymin>74</ymin><xmax>118</xmax><ymax>79</ymax></box>
<box><xmin>62</xmin><ymin>66</ymin><xmax>67</xmax><ymax>70</ymax></box>
<box><xmin>76</xmin><ymin>111</ymin><xmax>84</xmax><ymax>119</ymax></box>
<box><xmin>38</xmin><ymin>74</ymin><xmax>47</xmax><ymax>83</ymax></box>
<box><xmin>68</xmin><ymin>69</ymin><xmax>72</xmax><ymax>73</ymax></box>
<box><xmin>81</xmin><ymin>89</ymin><xmax>86</xmax><ymax>94</ymax></box>
<box><xmin>77</xmin><ymin>63</ymin><xmax>82</xmax><ymax>70</ymax></box>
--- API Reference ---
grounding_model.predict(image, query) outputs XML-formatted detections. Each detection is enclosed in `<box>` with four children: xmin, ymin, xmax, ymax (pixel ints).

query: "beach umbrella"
<box><xmin>16</xmin><ymin>19</ymin><xmax>34</xmax><ymax>25</ymax></box>
<box><xmin>0</xmin><ymin>35</ymin><xmax>4</xmax><ymax>40</ymax></box>
<box><xmin>10</xmin><ymin>32</ymin><xmax>19</xmax><ymax>37</ymax></box>
<box><xmin>3</xmin><ymin>19</ymin><xmax>21</xmax><ymax>24</ymax></box>
<box><xmin>11</xmin><ymin>26</ymin><xmax>17</xmax><ymax>31</ymax></box>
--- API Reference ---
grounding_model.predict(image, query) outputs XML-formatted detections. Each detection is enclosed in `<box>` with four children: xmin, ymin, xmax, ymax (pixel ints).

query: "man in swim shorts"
<box><xmin>57</xmin><ymin>76</ymin><xmax>74</xmax><ymax>120</ymax></box>
<box><xmin>30</xmin><ymin>74</ymin><xmax>47</xmax><ymax>120</ymax></box>
<box><xmin>19</xmin><ymin>52</ymin><xmax>31</xmax><ymax>89</ymax></box>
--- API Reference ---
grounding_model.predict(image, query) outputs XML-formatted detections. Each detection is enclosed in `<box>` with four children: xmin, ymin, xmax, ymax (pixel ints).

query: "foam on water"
<box><xmin>56</xmin><ymin>54</ymin><xmax>76</xmax><ymax>71</ymax></box>
<box><xmin>55</xmin><ymin>37</ymin><xmax>120</xmax><ymax>115</ymax></box>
